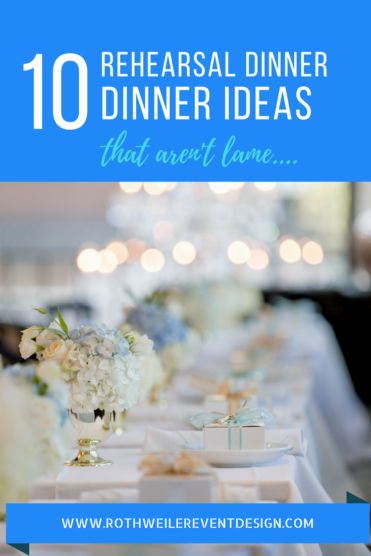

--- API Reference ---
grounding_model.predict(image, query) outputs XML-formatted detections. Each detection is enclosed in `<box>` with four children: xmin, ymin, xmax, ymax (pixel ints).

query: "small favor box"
<box><xmin>204</xmin><ymin>424</ymin><xmax>265</xmax><ymax>451</ymax></box>
<box><xmin>139</xmin><ymin>474</ymin><xmax>218</xmax><ymax>503</ymax></box>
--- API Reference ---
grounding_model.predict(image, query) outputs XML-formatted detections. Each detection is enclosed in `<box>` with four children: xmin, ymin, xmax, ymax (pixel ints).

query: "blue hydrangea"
<box><xmin>126</xmin><ymin>304</ymin><xmax>187</xmax><ymax>350</ymax></box>
<box><xmin>4</xmin><ymin>363</ymin><xmax>36</xmax><ymax>380</ymax></box>
<box><xmin>70</xmin><ymin>324</ymin><xmax>131</xmax><ymax>357</ymax></box>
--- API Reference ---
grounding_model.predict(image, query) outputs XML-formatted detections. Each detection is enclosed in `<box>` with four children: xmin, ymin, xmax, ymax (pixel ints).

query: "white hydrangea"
<box><xmin>129</xmin><ymin>331</ymin><xmax>165</xmax><ymax>400</ymax></box>
<box><xmin>0</xmin><ymin>370</ymin><xmax>73</xmax><ymax>512</ymax></box>
<box><xmin>61</xmin><ymin>325</ymin><xmax>141</xmax><ymax>413</ymax></box>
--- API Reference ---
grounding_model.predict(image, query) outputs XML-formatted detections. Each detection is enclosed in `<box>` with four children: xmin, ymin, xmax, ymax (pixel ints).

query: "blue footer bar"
<box><xmin>5</xmin><ymin>502</ymin><xmax>370</xmax><ymax>547</ymax></box>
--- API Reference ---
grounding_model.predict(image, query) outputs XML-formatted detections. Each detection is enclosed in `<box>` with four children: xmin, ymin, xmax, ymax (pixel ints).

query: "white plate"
<box><xmin>189</xmin><ymin>443</ymin><xmax>292</xmax><ymax>467</ymax></box>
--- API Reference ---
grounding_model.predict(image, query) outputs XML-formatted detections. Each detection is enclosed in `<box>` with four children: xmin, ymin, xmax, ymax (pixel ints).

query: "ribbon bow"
<box><xmin>190</xmin><ymin>407</ymin><xmax>275</xmax><ymax>430</ymax></box>
<box><xmin>139</xmin><ymin>452</ymin><xmax>210</xmax><ymax>476</ymax></box>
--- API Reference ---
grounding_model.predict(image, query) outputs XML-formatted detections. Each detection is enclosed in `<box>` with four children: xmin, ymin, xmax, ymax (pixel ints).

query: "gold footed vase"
<box><xmin>114</xmin><ymin>410</ymin><xmax>127</xmax><ymax>436</ymax></box>
<box><xmin>66</xmin><ymin>409</ymin><xmax>116</xmax><ymax>467</ymax></box>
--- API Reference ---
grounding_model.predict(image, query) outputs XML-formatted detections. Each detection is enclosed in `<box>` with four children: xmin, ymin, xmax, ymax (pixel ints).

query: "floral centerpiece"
<box><xmin>0</xmin><ymin>360</ymin><xmax>73</xmax><ymax>515</ymax></box>
<box><xmin>151</xmin><ymin>280</ymin><xmax>262</xmax><ymax>335</ymax></box>
<box><xmin>129</xmin><ymin>330</ymin><xmax>165</xmax><ymax>403</ymax></box>
<box><xmin>19</xmin><ymin>308</ymin><xmax>152</xmax><ymax>466</ymax></box>
<box><xmin>122</xmin><ymin>300</ymin><xmax>199</xmax><ymax>388</ymax></box>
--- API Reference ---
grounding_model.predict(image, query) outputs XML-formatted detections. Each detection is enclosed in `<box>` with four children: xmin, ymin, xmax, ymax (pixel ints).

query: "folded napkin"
<box><xmin>268</xmin><ymin>428</ymin><xmax>307</xmax><ymax>455</ymax></box>
<box><xmin>79</xmin><ymin>488</ymin><xmax>138</xmax><ymax>503</ymax></box>
<box><xmin>144</xmin><ymin>427</ymin><xmax>306</xmax><ymax>456</ymax></box>
<box><xmin>221</xmin><ymin>484</ymin><xmax>259</xmax><ymax>502</ymax></box>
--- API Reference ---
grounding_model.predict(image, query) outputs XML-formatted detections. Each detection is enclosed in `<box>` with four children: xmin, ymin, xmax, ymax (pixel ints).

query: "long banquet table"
<box><xmin>1</xmin><ymin>313</ymin><xmax>370</xmax><ymax>556</ymax></box>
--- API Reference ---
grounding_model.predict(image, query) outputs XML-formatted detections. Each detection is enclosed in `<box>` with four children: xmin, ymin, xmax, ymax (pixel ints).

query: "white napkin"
<box><xmin>221</xmin><ymin>484</ymin><xmax>259</xmax><ymax>502</ymax></box>
<box><xmin>268</xmin><ymin>428</ymin><xmax>307</xmax><ymax>455</ymax></box>
<box><xmin>144</xmin><ymin>427</ymin><xmax>306</xmax><ymax>456</ymax></box>
<box><xmin>79</xmin><ymin>488</ymin><xmax>138</xmax><ymax>502</ymax></box>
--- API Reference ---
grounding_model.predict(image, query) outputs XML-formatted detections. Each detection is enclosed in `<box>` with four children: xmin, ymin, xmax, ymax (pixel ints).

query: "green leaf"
<box><xmin>125</xmin><ymin>333</ymin><xmax>135</xmax><ymax>350</ymax></box>
<box><xmin>33</xmin><ymin>306</ymin><xmax>50</xmax><ymax>316</ymax></box>
<box><xmin>47</xmin><ymin>327</ymin><xmax>66</xmax><ymax>339</ymax></box>
<box><xmin>57</xmin><ymin>309</ymin><xmax>69</xmax><ymax>336</ymax></box>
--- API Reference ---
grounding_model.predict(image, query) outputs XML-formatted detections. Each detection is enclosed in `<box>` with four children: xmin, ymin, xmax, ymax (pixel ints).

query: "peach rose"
<box><xmin>42</xmin><ymin>339</ymin><xmax>69</xmax><ymax>364</ymax></box>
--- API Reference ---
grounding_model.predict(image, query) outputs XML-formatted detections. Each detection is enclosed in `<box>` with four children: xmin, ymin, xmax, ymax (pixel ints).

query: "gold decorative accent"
<box><xmin>114</xmin><ymin>410</ymin><xmax>127</xmax><ymax>436</ymax></box>
<box><xmin>139</xmin><ymin>452</ymin><xmax>210</xmax><ymax>476</ymax></box>
<box><xmin>149</xmin><ymin>384</ymin><xmax>162</xmax><ymax>404</ymax></box>
<box><xmin>65</xmin><ymin>438</ymin><xmax>112</xmax><ymax>467</ymax></box>
<box><xmin>217</xmin><ymin>380</ymin><xmax>256</xmax><ymax>415</ymax></box>
<box><xmin>65</xmin><ymin>409</ymin><xmax>115</xmax><ymax>467</ymax></box>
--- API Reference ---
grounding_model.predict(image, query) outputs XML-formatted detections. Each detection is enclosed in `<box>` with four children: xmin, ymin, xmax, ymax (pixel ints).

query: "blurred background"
<box><xmin>1</xmin><ymin>181</ymin><xmax>371</xmax><ymax>407</ymax></box>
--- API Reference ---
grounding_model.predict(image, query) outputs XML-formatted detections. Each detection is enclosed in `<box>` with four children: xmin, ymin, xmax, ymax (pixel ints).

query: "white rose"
<box><xmin>37</xmin><ymin>360</ymin><xmax>61</xmax><ymax>385</ymax></box>
<box><xmin>19</xmin><ymin>337</ymin><xmax>37</xmax><ymax>359</ymax></box>
<box><xmin>19</xmin><ymin>326</ymin><xmax>45</xmax><ymax>359</ymax></box>
<box><xmin>22</xmin><ymin>326</ymin><xmax>43</xmax><ymax>341</ymax></box>
<box><xmin>36</xmin><ymin>329</ymin><xmax>61</xmax><ymax>348</ymax></box>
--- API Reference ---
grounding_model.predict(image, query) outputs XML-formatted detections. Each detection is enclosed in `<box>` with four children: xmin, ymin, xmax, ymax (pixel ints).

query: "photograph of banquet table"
<box><xmin>1</xmin><ymin>183</ymin><xmax>371</xmax><ymax>556</ymax></box>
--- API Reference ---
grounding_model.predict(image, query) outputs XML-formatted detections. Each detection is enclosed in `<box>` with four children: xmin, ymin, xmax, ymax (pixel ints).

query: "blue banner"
<box><xmin>5</xmin><ymin>502</ymin><xmax>370</xmax><ymax>546</ymax></box>
<box><xmin>1</xmin><ymin>1</ymin><xmax>371</xmax><ymax>181</ymax></box>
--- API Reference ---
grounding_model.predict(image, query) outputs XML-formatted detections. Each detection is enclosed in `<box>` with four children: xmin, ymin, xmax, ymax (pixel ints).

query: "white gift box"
<box><xmin>139</xmin><ymin>474</ymin><xmax>218</xmax><ymax>503</ymax></box>
<box><xmin>204</xmin><ymin>424</ymin><xmax>265</xmax><ymax>451</ymax></box>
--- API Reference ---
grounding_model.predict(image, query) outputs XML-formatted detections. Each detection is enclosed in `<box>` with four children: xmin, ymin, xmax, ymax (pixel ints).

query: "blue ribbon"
<box><xmin>189</xmin><ymin>407</ymin><xmax>275</xmax><ymax>430</ymax></box>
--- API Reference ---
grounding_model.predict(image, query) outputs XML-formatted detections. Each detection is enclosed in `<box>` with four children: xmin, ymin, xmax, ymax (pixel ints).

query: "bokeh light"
<box><xmin>247</xmin><ymin>248</ymin><xmax>269</xmax><ymax>270</ymax></box>
<box><xmin>98</xmin><ymin>249</ymin><xmax>118</xmax><ymax>274</ymax></box>
<box><xmin>279</xmin><ymin>238</ymin><xmax>301</xmax><ymax>263</ymax></box>
<box><xmin>143</xmin><ymin>183</ymin><xmax>168</xmax><ymax>196</ymax></box>
<box><xmin>227</xmin><ymin>240</ymin><xmax>251</xmax><ymax>264</ymax></box>
<box><xmin>302</xmin><ymin>240</ymin><xmax>324</xmax><ymax>265</ymax></box>
<box><xmin>119</xmin><ymin>182</ymin><xmax>142</xmax><ymax>194</ymax></box>
<box><xmin>141</xmin><ymin>248</ymin><xmax>165</xmax><ymax>272</ymax></box>
<box><xmin>172</xmin><ymin>241</ymin><xmax>197</xmax><ymax>265</ymax></box>
<box><xmin>76</xmin><ymin>248</ymin><xmax>101</xmax><ymax>273</ymax></box>
<box><xmin>106</xmin><ymin>241</ymin><xmax>129</xmax><ymax>264</ymax></box>
<box><xmin>254</xmin><ymin>182</ymin><xmax>277</xmax><ymax>192</ymax></box>
<box><xmin>208</xmin><ymin>183</ymin><xmax>245</xmax><ymax>195</ymax></box>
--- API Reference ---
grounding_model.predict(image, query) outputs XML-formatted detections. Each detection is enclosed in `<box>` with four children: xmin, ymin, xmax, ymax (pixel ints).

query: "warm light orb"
<box><xmin>165</xmin><ymin>182</ymin><xmax>178</xmax><ymax>191</ymax></box>
<box><xmin>119</xmin><ymin>182</ymin><xmax>142</xmax><ymax>194</ymax></box>
<box><xmin>141</xmin><ymin>248</ymin><xmax>165</xmax><ymax>272</ymax></box>
<box><xmin>76</xmin><ymin>248</ymin><xmax>101</xmax><ymax>273</ymax></box>
<box><xmin>98</xmin><ymin>249</ymin><xmax>118</xmax><ymax>274</ymax></box>
<box><xmin>279</xmin><ymin>238</ymin><xmax>301</xmax><ymax>263</ymax></box>
<box><xmin>125</xmin><ymin>239</ymin><xmax>148</xmax><ymax>262</ymax></box>
<box><xmin>209</xmin><ymin>182</ymin><xmax>245</xmax><ymax>195</ymax></box>
<box><xmin>106</xmin><ymin>241</ymin><xmax>129</xmax><ymax>264</ymax></box>
<box><xmin>227</xmin><ymin>240</ymin><xmax>251</xmax><ymax>264</ymax></box>
<box><xmin>247</xmin><ymin>248</ymin><xmax>269</xmax><ymax>270</ymax></box>
<box><xmin>254</xmin><ymin>182</ymin><xmax>277</xmax><ymax>192</ymax></box>
<box><xmin>172</xmin><ymin>241</ymin><xmax>197</xmax><ymax>265</ymax></box>
<box><xmin>302</xmin><ymin>241</ymin><xmax>324</xmax><ymax>265</ymax></box>
<box><xmin>143</xmin><ymin>183</ymin><xmax>168</xmax><ymax>196</ymax></box>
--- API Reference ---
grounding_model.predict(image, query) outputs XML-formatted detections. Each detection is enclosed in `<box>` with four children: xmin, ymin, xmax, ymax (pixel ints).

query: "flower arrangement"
<box><xmin>19</xmin><ymin>308</ymin><xmax>150</xmax><ymax>413</ymax></box>
<box><xmin>0</xmin><ymin>360</ymin><xmax>73</xmax><ymax>512</ymax></box>
<box><xmin>150</xmin><ymin>280</ymin><xmax>262</xmax><ymax>335</ymax></box>
<box><xmin>129</xmin><ymin>330</ymin><xmax>165</xmax><ymax>402</ymax></box>
<box><xmin>123</xmin><ymin>300</ymin><xmax>199</xmax><ymax>382</ymax></box>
